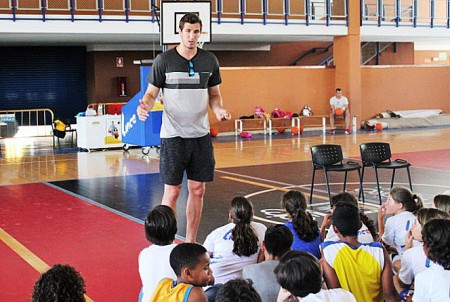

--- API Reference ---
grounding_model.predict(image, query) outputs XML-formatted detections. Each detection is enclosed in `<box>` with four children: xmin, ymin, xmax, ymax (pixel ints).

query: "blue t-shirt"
<box><xmin>285</xmin><ymin>221</ymin><xmax>322</xmax><ymax>259</ymax></box>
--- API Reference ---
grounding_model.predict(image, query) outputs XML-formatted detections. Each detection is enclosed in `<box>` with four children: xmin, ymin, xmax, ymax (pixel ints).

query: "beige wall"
<box><xmin>415</xmin><ymin>50</ymin><xmax>450</xmax><ymax>65</ymax></box>
<box><xmin>213</xmin><ymin>65</ymin><xmax>450</xmax><ymax>132</ymax></box>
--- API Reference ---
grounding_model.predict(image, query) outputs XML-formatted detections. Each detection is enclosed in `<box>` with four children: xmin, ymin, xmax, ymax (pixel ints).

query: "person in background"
<box><xmin>242</xmin><ymin>224</ymin><xmax>293</xmax><ymax>302</ymax></box>
<box><xmin>431</xmin><ymin>193</ymin><xmax>450</xmax><ymax>213</ymax></box>
<box><xmin>136</xmin><ymin>12</ymin><xmax>231</xmax><ymax>243</ymax></box>
<box><xmin>85</xmin><ymin>104</ymin><xmax>96</xmax><ymax>116</ymax></box>
<box><xmin>329</xmin><ymin>88</ymin><xmax>351</xmax><ymax>134</ymax></box>
<box><xmin>32</xmin><ymin>264</ymin><xmax>86</xmax><ymax>302</ymax></box>
<box><xmin>138</xmin><ymin>205</ymin><xmax>178</xmax><ymax>302</ymax></box>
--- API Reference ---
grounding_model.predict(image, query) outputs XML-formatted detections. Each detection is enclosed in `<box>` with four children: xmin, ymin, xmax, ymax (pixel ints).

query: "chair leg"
<box><xmin>390</xmin><ymin>169</ymin><xmax>396</xmax><ymax>189</ymax></box>
<box><xmin>359</xmin><ymin>166</ymin><xmax>366</xmax><ymax>200</ymax></box>
<box><xmin>343</xmin><ymin>171</ymin><xmax>348</xmax><ymax>192</ymax></box>
<box><xmin>406</xmin><ymin>167</ymin><xmax>413</xmax><ymax>191</ymax></box>
<box><xmin>374</xmin><ymin>167</ymin><xmax>383</xmax><ymax>205</ymax></box>
<box><xmin>357</xmin><ymin>168</ymin><xmax>365</xmax><ymax>203</ymax></box>
<box><xmin>324</xmin><ymin>169</ymin><xmax>332</xmax><ymax>206</ymax></box>
<box><xmin>310</xmin><ymin>168</ymin><xmax>316</xmax><ymax>205</ymax></box>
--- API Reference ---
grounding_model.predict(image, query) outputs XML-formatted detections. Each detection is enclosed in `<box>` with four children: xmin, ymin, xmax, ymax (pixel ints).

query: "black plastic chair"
<box><xmin>52</xmin><ymin>119</ymin><xmax>76</xmax><ymax>148</ymax></box>
<box><xmin>310</xmin><ymin>144</ymin><xmax>364</xmax><ymax>205</ymax></box>
<box><xmin>359</xmin><ymin>142</ymin><xmax>413</xmax><ymax>204</ymax></box>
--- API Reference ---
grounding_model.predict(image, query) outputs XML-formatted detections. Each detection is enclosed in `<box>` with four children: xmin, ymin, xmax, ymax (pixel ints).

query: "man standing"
<box><xmin>329</xmin><ymin>88</ymin><xmax>351</xmax><ymax>134</ymax></box>
<box><xmin>137</xmin><ymin>13</ymin><xmax>231</xmax><ymax>243</ymax></box>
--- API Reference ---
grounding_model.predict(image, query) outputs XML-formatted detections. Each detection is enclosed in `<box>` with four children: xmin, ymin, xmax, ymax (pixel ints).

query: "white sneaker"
<box><xmin>345</xmin><ymin>129</ymin><xmax>350</xmax><ymax>135</ymax></box>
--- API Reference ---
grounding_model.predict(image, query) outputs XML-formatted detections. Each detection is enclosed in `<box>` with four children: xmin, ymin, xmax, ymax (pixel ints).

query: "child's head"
<box><xmin>230</xmin><ymin>196</ymin><xmax>259</xmax><ymax>257</ymax></box>
<box><xmin>422</xmin><ymin>218</ymin><xmax>450</xmax><ymax>270</ymax></box>
<box><xmin>412</xmin><ymin>208</ymin><xmax>449</xmax><ymax>241</ymax></box>
<box><xmin>274</xmin><ymin>250</ymin><xmax>322</xmax><ymax>298</ymax></box>
<box><xmin>385</xmin><ymin>187</ymin><xmax>423</xmax><ymax>214</ymax></box>
<box><xmin>32</xmin><ymin>264</ymin><xmax>86</xmax><ymax>302</ymax></box>
<box><xmin>281</xmin><ymin>190</ymin><xmax>318</xmax><ymax>242</ymax></box>
<box><xmin>432</xmin><ymin>194</ymin><xmax>450</xmax><ymax>214</ymax></box>
<box><xmin>145</xmin><ymin>205</ymin><xmax>177</xmax><ymax>245</ymax></box>
<box><xmin>332</xmin><ymin>203</ymin><xmax>360</xmax><ymax>238</ymax></box>
<box><xmin>263</xmin><ymin>224</ymin><xmax>293</xmax><ymax>259</ymax></box>
<box><xmin>281</xmin><ymin>190</ymin><xmax>307</xmax><ymax>218</ymax></box>
<box><xmin>330</xmin><ymin>192</ymin><xmax>358</xmax><ymax>211</ymax></box>
<box><xmin>169</xmin><ymin>243</ymin><xmax>213</xmax><ymax>286</ymax></box>
<box><xmin>215</xmin><ymin>278</ymin><xmax>262</xmax><ymax>302</ymax></box>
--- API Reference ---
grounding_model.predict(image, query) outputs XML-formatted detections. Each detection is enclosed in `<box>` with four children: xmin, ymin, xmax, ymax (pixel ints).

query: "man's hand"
<box><xmin>214</xmin><ymin>107</ymin><xmax>231</xmax><ymax>121</ymax></box>
<box><xmin>137</xmin><ymin>99</ymin><xmax>151</xmax><ymax>121</ymax></box>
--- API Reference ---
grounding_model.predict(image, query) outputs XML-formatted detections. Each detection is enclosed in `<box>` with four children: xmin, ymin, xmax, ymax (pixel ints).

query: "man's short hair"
<box><xmin>215</xmin><ymin>278</ymin><xmax>262</xmax><ymax>302</ymax></box>
<box><xmin>145</xmin><ymin>205</ymin><xmax>177</xmax><ymax>245</ymax></box>
<box><xmin>179</xmin><ymin>12</ymin><xmax>202</xmax><ymax>31</ymax></box>
<box><xmin>170</xmin><ymin>243</ymin><xmax>207</xmax><ymax>277</ymax></box>
<box><xmin>32</xmin><ymin>264</ymin><xmax>86</xmax><ymax>302</ymax></box>
<box><xmin>264</xmin><ymin>225</ymin><xmax>293</xmax><ymax>258</ymax></box>
<box><xmin>336</xmin><ymin>88</ymin><xmax>342</xmax><ymax>92</ymax></box>
<box><xmin>274</xmin><ymin>250</ymin><xmax>322</xmax><ymax>298</ymax></box>
<box><xmin>332</xmin><ymin>203</ymin><xmax>360</xmax><ymax>237</ymax></box>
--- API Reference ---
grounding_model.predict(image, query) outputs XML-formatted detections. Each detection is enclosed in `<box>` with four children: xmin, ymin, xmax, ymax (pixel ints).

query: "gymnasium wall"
<box><xmin>212</xmin><ymin>65</ymin><xmax>450</xmax><ymax>132</ymax></box>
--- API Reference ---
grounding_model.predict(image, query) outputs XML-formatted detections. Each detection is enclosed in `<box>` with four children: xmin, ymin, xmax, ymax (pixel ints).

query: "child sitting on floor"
<box><xmin>150</xmin><ymin>243</ymin><xmax>215</xmax><ymax>302</ymax></box>
<box><xmin>138</xmin><ymin>205</ymin><xmax>178</xmax><ymax>302</ymax></box>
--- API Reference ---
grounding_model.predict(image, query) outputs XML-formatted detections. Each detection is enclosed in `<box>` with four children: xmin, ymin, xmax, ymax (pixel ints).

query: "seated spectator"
<box><xmin>320</xmin><ymin>192</ymin><xmax>377</xmax><ymax>242</ymax></box>
<box><xmin>203</xmin><ymin>196</ymin><xmax>266</xmax><ymax>284</ymax></box>
<box><xmin>85</xmin><ymin>104</ymin><xmax>97</xmax><ymax>116</ymax></box>
<box><xmin>32</xmin><ymin>264</ymin><xmax>86</xmax><ymax>302</ymax></box>
<box><xmin>215</xmin><ymin>279</ymin><xmax>262</xmax><ymax>302</ymax></box>
<box><xmin>280</xmin><ymin>190</ymin><xmax>322</xmax><ymax>259</ymax></box>
<box><xmin>150</xmin><ymin>243</ymin><xmax>214</xmax><ymax>302</ymax></box>
<box><xmin>395</xmin><ymin>208</ymin><xmax>448</xmax><ymax>300</ymax></box>
<box><xmin>322</xmin><ymin>203</ymin><xmax>397</xmax><ymax>302</ymax></box>
<box><xmin>139</xmin><ymin>205</ymin><xmax>178</xmax><ymax>302</ymax></box>
<box><xmin>242</xmin><ymin>224</ymin><xmax>293</xmax><ymax>302</ymax></box>
<box><xmin>274</xmin><ymin>250</ymin><xmax>356</xmax><ymax>302</ymax></box>
<box><xmin>378</xmin><ymin>187</ymin><xmax>423</xmax><ymax>272</ymax></box>
<box><xmin>412</xmin><ymin>218</ymin><xmax>450</xmax><ymax>302</ymax></box>
<box><xmin>431</xmin><ymin>194</ymin><xmax>450</xmax><ymax>213</ymax></box>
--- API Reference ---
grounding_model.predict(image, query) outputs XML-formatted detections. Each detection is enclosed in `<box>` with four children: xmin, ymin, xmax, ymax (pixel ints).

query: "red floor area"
<box><xmin>393</xmin><ymin>149</ymin><xmax>450</xmax><ymax>171</ymax></box>
<box><xmin>0</xmin><ymin>183</ymin><xmax>149</xmax><ymax>302</ymax></box>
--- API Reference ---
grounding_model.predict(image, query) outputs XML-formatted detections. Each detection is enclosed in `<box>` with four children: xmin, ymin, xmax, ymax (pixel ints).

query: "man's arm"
<box><xmin>208</xmin><ymin>85</ymin><xmax>231</xmax><ymax>121</ymax></box>
<box><xmin>381</xmin><ymin>247</ymin><xmax>400</xmax><ymax>302</ymax></box>
<box><xmin>137</xmin><ymin>83</ymin><xmax>160</xmax><ymax>121</ymax></box>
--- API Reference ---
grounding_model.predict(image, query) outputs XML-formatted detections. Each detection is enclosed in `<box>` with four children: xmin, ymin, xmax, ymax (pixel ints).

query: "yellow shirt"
<box><xmin>322</xmin><ymin>242</ymin><xmax>385</xmax><ymax>302</ymax></box>
<box><xmin>150</xmin><ymin>278</ymin><xmax>193</xmax><ymax>302</ymax></box>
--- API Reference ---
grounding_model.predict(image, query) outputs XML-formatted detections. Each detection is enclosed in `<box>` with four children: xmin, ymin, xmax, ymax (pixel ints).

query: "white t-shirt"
<box><xmin>382</xmin><ymin>211</ymin><xmax>415</xmax><ymax>256</ymax></box>
<box><xmin>85</xmin><ymin>108</ymin><xmax>97</xmax><ymax>116</ymax></box>
<box><xmin>398</xmin><ymin>243</ymin><xmax>430</xmax><ymax>285</ymax></box>
<box><xmin>325</xmin><ymin>222</ymin><xmax>374</xmax><ymax>243</ymax></box>
<box><xmin>301</xmin><ymin>288</ymin><xmax>357</xmax><ymax>302</ymax></box>
<box><xmin>329</xmin><ymin>96</ymin><xmax>348</xmax><ymax>109</ymax></box>
<box><xmin>413</xmin><ymin>262</ymin><xmax>450</xmax><ymax>302</ymax></box>
<box><xmin>203</xmin><ymin>222</ymin><xmax>267</xmax><ymax>284</ymax></box>
<box><xmin>138</xmin><ymin>243</ymin><xmax>177</xmax><ymax>302</ymax></box>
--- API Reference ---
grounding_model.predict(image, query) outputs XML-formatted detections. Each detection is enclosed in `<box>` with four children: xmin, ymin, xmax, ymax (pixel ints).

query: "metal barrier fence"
<box><xmin>0</xmin><ymin>108</ymin><xmax>54</xmax><ymax>138</ymax></box>
<box><xmin>0</xmin><ymin>0</ymin><xmax>348</xmax><ymax>26</ymax></box>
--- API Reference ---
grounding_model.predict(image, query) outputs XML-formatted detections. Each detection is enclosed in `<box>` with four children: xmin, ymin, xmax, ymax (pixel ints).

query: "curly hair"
<box><xmin>32</xmin><ymin>264</ymin><xmax>86</xmax><ymax>302</ymax></box>
<box><xmin>230</xmin><ymin>197</ymin><xmax>259</xmax><ymax>257</ymax></box>
<box><xmin>281</xmin><ymin>190</ymin><xmax>319</xmax><ymax>242</ymax></box>
<box><xmin>215</xmin><ymin>278</ymin><xmax>262</xmax><ymax>302</ymax></box>
<box><xmin>422</xmin><ymin>218</ymin><xmax>450</xmax><ymax>270</ymax></box>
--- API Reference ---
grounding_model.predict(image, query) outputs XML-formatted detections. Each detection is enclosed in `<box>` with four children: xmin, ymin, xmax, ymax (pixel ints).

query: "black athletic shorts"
<box><xmin>160</xmin><ymin>134</ymin><xmax>215</xmax><ymax>185</ymax></box>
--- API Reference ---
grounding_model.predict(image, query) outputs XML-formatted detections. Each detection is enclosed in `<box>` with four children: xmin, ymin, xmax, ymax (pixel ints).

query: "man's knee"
<box><xmin>188</xmin><ymin>181</ymin><xmax>206</xmax><ymax>197</ymax></box>
<box><xmin>164</xmin><ymin>185</ymin><xmax>182</xmax><ymax>201</ymax></box>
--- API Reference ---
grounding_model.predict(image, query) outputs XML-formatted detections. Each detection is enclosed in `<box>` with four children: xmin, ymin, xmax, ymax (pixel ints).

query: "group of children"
<box><xmin>31</xmin><ymin>187</ymin><xmax>450</xmax><ymax>302</ymax></box>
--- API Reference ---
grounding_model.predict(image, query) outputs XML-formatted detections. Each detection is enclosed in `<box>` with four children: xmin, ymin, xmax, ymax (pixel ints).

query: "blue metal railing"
<box><xmin>362</xmin><ymin>0</ymin><xmax>450</xmax><ymax>28</ymax></box>
<box><xmin>0</xmin><ymin>0</ymin><xmax>347</xmax><ymax>26</ymax></box>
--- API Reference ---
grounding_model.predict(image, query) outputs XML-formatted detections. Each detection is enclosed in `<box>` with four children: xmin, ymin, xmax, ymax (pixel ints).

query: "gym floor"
<box><xmin>1</xmin><ymin>127</ymin><xmax>450</xmax><ymax>301</ymax></box>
